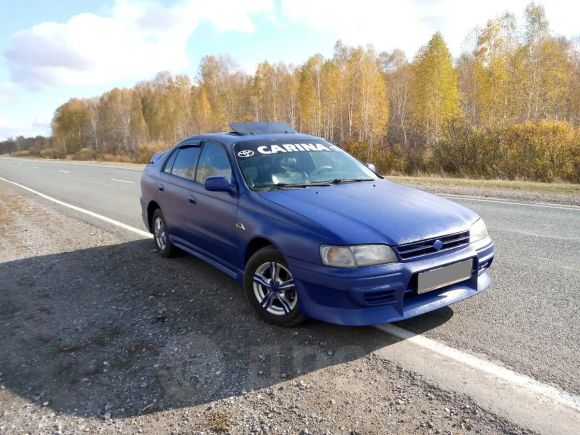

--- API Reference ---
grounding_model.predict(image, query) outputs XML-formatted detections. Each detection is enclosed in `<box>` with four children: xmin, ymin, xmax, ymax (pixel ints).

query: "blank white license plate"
<box><xmin>417</xmin><ymin>259</ymin><xmax>473</xmax><ymax>294</ymax></box>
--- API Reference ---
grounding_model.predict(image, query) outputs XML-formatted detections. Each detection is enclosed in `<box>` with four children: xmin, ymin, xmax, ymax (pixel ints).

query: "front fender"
<box><xmin>235</xmin><ymin>192</ymin><xmax>340</xmax><ymax>270</ymax></box>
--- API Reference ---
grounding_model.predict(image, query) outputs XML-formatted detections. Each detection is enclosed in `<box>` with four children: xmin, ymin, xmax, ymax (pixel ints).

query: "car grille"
<box><xmin>395</xmin><ymin>231</ymin><xmax>470</xmax><ymax>261</ymax></box>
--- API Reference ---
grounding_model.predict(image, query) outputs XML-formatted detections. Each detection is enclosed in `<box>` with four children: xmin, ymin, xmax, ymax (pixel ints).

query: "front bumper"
<box><xmin>287</xmin><ymin>240</ymin><xmax>494</xmax><ymax>326</ymax></box>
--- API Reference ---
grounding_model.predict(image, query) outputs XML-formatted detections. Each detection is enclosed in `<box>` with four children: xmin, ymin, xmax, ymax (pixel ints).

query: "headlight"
<box><xmin>470</xmin><ymin>219</ymin><xmax>489</xmax><ymax>243</ymax></box>
<box><xmin>320</xmin><ymin>244</ymin><xmax>398</xmax><ymax>268</ymax></box>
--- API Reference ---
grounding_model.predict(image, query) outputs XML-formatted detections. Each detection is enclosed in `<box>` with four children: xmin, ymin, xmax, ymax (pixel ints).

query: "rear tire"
<box><xmin>244</xmin><ymin>246</ymin><xmax>306</xmax><ymax>327</ymax></box>
<box><xmin>152</xmin><ymin>209</ymin><xmax>177</xmax><ymax>258</ymax></box>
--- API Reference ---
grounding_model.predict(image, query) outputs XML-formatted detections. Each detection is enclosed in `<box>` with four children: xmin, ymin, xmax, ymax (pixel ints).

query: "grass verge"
<box><xmin>387</xmin><ymin>175</ymin><xmax>580</xmax><ymax>196</ymax></box>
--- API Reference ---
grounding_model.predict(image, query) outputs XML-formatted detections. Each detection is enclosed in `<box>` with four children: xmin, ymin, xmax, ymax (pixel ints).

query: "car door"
<box><xmin>156</xmin><ymin>143</ymin><xmax>201</xmax><ymax>248</ymax></box>
<box><xmin>185</xmin><ymin>141</ymin><xmax>239</xmax><ymax>268</ymax></box>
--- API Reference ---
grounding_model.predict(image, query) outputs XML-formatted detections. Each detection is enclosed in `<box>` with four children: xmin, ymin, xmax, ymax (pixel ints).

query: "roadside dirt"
<box><xmin>0</xmin><ymin>185</ymin><xmax>532</xmax><ymax>434</ymax></box>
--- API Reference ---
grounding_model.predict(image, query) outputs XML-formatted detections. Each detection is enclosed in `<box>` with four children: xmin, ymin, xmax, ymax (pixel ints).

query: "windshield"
<box><xmin>234</xmin><ymin>140</ymin><xmax>378</xmax><ymax>190</ymax></box>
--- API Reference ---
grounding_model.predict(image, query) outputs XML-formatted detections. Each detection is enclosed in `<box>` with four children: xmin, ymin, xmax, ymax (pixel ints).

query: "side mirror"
<box><xmin>366</xmin><ymin>162</ymin><xmax>377</xmax><ymax>173</ymax></box>
<box><xmin>204</xmin><ymin>176</ymin><xmax>235</xmax><ymax>193</ymax></box>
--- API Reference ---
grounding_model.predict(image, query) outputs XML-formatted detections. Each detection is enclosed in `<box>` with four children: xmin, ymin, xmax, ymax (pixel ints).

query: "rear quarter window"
<box><xmin>162</xmin><ymin>149</ymin><xmax>178</xmax><ymax>173</ymax></box>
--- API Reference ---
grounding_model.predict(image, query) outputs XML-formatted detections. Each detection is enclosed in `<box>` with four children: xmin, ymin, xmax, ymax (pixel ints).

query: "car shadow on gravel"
<box><xmin>0</xmin><ymin>239</ymin><xmax>452</xmax><ymax>419</ymax></box>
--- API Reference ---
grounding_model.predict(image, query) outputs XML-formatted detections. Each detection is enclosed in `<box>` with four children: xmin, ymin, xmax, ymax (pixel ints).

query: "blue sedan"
<box><xmin>140</xmin><ymin>122</ymin><xmax>494</xmax><ymax>326</ymax></box>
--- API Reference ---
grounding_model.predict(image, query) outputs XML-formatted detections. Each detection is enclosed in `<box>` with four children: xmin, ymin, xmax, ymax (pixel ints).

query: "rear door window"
<box><xmin>170</xmin><ymin>146</ymin><xmax>200</xmax><ymax>180</ymax></box>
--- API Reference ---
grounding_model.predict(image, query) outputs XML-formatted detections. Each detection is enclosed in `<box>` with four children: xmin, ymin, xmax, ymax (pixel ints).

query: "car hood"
<box><xmin>258</xmin><ymin>180</ymin><xmax>478</xmax><ymax>245</ymax></box>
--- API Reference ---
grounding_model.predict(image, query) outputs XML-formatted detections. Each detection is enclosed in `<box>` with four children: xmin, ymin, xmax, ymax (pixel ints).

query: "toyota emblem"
<box><xmin>237</xmin><ymin>150</ymin><xmax>254</xmax><ymax>158</ymax></box>
<box><xmin>433</xmin><ymin>239</ymin><xmax>444</xmax><ymax>251</ymax></box>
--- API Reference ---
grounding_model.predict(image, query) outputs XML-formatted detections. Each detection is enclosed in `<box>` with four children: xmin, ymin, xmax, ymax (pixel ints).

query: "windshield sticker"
<box><xmin>257</xmin><ymin>143</ymin><xmax>331</xmax><ymax>155</ymax></box>
<box><xmin>237</xmin><ymin>149</ymin><xmax>255</xmax><ymax>157</ymax></box>
<box><xmin>236</xmin><ymin>143</ymin><xmax>339</xmax><ymax>157</ymax></box>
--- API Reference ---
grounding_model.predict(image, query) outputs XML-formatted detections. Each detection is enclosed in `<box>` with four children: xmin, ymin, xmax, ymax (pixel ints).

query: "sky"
<box><xmin>0</xmin><ymin>0</ymin><xmax>578</xmax><ymax>140</ymax></box>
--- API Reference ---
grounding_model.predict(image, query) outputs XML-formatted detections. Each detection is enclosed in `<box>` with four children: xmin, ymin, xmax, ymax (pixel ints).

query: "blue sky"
<box><xmin>0</xmin><ymin>0</ymin><xmax>578</xmax><ymax>140</ymax></box>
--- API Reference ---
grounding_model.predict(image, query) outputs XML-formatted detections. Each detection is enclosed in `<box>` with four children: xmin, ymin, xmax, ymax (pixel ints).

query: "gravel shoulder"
<box><xmin>0</xmin><ymin>184</ymin><xmax>531</xmax><ymax>434</ymax></box>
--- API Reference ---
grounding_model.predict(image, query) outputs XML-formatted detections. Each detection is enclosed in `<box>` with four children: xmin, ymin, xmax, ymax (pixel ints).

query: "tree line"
<box><xmin>2</xmin><ymin>3</ymin><xmax>579</xmax><ymax>182</ymax></box>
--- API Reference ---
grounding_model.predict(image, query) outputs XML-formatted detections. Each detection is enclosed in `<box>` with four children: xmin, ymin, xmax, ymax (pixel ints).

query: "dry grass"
<box><xmin>387</xmin><ymin>175</ymin><xmax>580</xmax><ymax>195</ymax></box>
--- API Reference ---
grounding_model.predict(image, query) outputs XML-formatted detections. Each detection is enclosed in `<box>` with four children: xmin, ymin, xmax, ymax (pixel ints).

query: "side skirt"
<box><xmin>171</xmin><ymin>238</ymin><xmax>243</xmax><ymax>282</ymax></box>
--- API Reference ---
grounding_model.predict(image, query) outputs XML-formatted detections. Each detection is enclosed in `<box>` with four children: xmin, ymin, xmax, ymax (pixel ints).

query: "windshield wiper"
<box><xmin>254</xmin><ymin>183</ymin><xmax>298</xmax><ymax>190</ymax></box>
<box><xmin>329</xmin><ymin>178</ymin><xmax>374</xmax><ymax>184</ymax></box>
<box><xmin>255</xmin><ymin>179</ymin><xmax>372</xmax><ymax>190</ymax></box>
<box><xmin>305</xmin><ymin>181</ymin><xmax>333</xmax><ymax>186</ymax></box>
<box><xmin>255</xmin><ymin>181</ymin><xmax>332</xmax><ymax>190</ymax></box>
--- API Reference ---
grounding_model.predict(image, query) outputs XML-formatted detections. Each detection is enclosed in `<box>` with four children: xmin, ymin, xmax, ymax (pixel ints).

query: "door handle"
<box><xmin>158</xmin><ymin>184</ymin><xmax>164</xmax><ymax>191</ymax></box>
<box><xmin>188</xmin><ymin>195</ymin><xmax>197</xmax><ymax>204</ymax></box>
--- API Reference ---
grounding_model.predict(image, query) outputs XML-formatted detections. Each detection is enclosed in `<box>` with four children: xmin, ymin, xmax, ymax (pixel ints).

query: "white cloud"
<box><xmin>280</xmin><ymin>0</ymin><xmax>579</xmax><ymax>58</ymax></box>
<box><xmin>0</xmin><ymin>114</ymin><xmax>51</xmax><ymax>140</ymax></box>
<box><xmin>0</xmin><ymin>82</ymin><xmax>18</xmax><ymax>105</ymax></box>
<box><xmin>4</xmin><ymin>0</ymin><xmax>577</xmax><ymax>91</ymax></box>
<box><xmin>4</xmin><ymin>0</ymin><xmax>272</xmax><ymax>89</ymax></box>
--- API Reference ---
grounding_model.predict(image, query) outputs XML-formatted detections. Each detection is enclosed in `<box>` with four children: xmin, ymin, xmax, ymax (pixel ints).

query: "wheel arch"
<box><xmin>244</xmin><ymin>236</ymin><xmax>281</xmax><ymax>265</ymax></box>
<box><xmin>146</xmin><ymin>200</ymin><xmax>161</xmax><ymax>233</ymax></box>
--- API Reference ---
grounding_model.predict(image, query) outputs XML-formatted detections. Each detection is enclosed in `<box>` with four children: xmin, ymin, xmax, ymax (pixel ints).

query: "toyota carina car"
<box><xmin>140</xmin><ymin>122</ymin><xmax>494</xmax><ymax>326</ymax></box>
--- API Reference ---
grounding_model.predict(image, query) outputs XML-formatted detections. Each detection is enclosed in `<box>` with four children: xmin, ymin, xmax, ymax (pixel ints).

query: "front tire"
<box><xmin>152</xmin><ymin>209</ymin><xmax>177</xmax><ymax>258</ymax></box>
<box><xmin>244</xmin><ymin>246</ymin><xmax>306</xmax><ymax>327</ymax></box>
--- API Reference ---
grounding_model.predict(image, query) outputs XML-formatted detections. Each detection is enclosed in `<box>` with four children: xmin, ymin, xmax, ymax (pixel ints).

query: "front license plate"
<box><xmin>417</xmin><ymin>259</ymin><xmax>473</xmax><ymax>294</ymax></box>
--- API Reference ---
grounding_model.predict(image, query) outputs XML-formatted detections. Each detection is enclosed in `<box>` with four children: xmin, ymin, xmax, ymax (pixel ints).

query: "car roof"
<box><xmin>176</xmin><ymin>132</ymin><xmax>323</xmax><ymax>147</ymax></box>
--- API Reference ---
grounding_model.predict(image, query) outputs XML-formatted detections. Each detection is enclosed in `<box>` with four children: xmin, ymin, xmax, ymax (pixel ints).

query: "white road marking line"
<box><xmin>443</xmin><ymin>193</ymin><xmax>580</xmax><ymax>211</ymax></box>
<box><xmin>2</xmin><ymin>175</ymin><xmax>580</xmax><ymax>414</ymax></box>
<box><xmin>508</xmin><ymin>229</ymin><xmax>580</xmax><ymax>241</ymax></box>
<box><xmin>376</xmin><ymin>324</ymin><xmax>580</xmax><ymax>411</ymax></box>
<box><xmin>58</xmin><ymin>169</ymin><xmax>71</xmax><ymax>174</ymax></box>
<box><xmin>536</xmin><ymin>256</ymin><xmax>579</xmax><ymax>268</ymax></box>
<box><xmin>0</xmin><ymin>156</ymin><xmax>143</xmax><ymax>172</ymax></box>
<box><xmin>110</xmin><ymin>178</ymin><xmax>135</xmax><ymax>184</ymax></box>
<box><xmin>0</xmin><ymin>176</ymin><xmax>151</xmax><ymax>239</ymax></box>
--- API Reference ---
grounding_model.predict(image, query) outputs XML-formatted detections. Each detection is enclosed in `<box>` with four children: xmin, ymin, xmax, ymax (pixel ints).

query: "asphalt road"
<box><xmin>1</xmin><ymin>156</ymin><xmax>579</xmax><ymax>396</ymax></box>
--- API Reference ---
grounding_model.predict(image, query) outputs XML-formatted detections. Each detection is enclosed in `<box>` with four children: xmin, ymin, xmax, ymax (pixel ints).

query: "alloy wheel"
<box><xmin>154</xmin><ymin>216</ymin><xmax>167</xmax><ymax>251</ymax></box>
<box><xmin>252</xmin><ymin>261</ymin><xmax>297</xmax><ymax>315</ymax></box>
